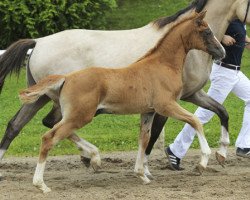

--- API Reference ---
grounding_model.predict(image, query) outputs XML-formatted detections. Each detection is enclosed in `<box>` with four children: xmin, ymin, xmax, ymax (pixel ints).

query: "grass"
<box><xmin>1</xmin><ymin>0</ymin><xmax>250</xmax><ymax>156</ymax></box>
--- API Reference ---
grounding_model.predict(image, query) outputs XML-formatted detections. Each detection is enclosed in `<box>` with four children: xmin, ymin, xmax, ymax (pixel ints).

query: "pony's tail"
<box><xmin>19</xmin><ymin>75</ymin><xmax>65</xmax><ymax>104</ymax></box>
<box><xmin>0</xmin><ymin>39</ymin><xmax>37</xmax><ymax>93</ymax></box>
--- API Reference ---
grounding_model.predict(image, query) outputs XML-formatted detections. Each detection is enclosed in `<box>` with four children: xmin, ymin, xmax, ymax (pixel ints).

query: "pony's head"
<box><xmin>188</xmin><ymin>11</ymin><xmax>225</xmax><ymax>60</ymax></box>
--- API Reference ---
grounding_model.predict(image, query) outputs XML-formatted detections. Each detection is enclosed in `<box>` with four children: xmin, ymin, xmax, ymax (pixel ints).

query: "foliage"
<box><xmin>0</xmin><ymin>0</ymin><xmax>116</xmax><ymax>49</ymax></box>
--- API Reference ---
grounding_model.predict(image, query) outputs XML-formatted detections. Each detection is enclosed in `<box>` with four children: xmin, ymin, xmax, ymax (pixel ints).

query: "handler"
<box><xmin>166</xmin><ymin>19</ymin><xmax>250</xmax><ymax>170</ymax></box>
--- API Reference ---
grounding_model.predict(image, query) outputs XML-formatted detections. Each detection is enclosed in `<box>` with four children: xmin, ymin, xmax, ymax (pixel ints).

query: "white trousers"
<box><xmin>170</xmin><ymin>63</ymin><xmax>250</xmax><ymax>159</ymax></box>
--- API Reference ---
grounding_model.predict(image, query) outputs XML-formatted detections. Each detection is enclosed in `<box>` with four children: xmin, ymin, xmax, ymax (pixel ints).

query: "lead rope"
<box><xmin>243</xmin><ymin>0</ymin><xmax>250</xmax><ymax>24</ymax></box>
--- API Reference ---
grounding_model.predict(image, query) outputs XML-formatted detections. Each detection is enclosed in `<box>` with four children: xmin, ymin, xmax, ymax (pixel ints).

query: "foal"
<box><xmin>20</xmin><ymin>11</ymin><xmax>222</xmax><ymax>193</ymax></box>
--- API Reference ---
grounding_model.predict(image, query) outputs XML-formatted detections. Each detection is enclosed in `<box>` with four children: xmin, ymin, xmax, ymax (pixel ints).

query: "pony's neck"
<box><xmin>153</xmin><ymin>21</ymin><xmax>193</xmax><ymax>71</ymax></box>
<box><xmin>204</xmin><ymin>0</ymin><xmax>237</xmax><ymax>41</ymax></box>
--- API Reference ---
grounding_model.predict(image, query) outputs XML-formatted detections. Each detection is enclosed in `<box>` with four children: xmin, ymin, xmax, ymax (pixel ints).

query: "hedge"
<box><xmin>0</xmin><ymin>0</ymin><xmax>117</xmax><ymax>49</ymax></box>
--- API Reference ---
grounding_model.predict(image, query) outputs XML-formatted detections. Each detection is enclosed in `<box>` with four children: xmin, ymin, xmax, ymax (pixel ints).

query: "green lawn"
<box><xmin>0</xmin><ymin>0</ymin><xmax>250</xmax><ymax>156</ymax></box>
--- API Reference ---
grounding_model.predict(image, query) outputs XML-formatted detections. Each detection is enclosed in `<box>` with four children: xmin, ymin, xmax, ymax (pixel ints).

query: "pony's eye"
<box><xmin>204</xmin><ymin>29</ymin><xmax>212</xmax><ymax>36</ymax></box>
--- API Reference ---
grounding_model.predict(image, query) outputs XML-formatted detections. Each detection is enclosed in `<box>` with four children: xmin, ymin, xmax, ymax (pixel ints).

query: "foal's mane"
<box><xmin>154</xmin><ymin>0</ymin><xmax>207</xmax><ymax>29</ymax></box>
<box><xmin>137</xmin><ymin>13</ymin><xmax>199</xmax><ymax>62</ymax></box>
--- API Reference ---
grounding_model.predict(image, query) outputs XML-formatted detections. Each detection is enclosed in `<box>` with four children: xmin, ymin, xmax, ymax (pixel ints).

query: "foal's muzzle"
<box><xmin>208</xmin><ymin>43</ymin><xmax>226</xmax><ymax>60</ymax></box>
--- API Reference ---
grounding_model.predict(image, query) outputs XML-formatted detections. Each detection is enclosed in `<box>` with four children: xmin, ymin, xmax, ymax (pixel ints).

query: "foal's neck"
<box><xmin>153</xmin><ymin>22</ymin><xmax>193</xmax><ymax>72</ymax></box>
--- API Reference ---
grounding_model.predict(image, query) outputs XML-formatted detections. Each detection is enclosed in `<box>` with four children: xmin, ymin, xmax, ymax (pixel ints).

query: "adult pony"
<box><xmin>0</xmin><ymin>0</ymin><xmax>250</xmax><ymax>176</ymax></box>
<box><xmin>19</xmin><ymin>11</ymin><xmax>223</xmax><ymax>193</ymax></box>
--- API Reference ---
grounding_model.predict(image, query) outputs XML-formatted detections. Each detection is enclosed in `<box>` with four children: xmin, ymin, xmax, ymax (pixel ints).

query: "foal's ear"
<box><xmin>198</xmin><ymin>11</ymin><xmax>207</xmax><ymax>20</ymax></box>
<box><xmin>195</xmin><ymin>10</ymin><xmax>207</xmax><ymax>26</ymax></box>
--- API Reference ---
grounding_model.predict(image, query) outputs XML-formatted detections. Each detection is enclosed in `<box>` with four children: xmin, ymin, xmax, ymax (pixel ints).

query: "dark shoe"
<box><xmin>165</xmin><ymin>147</ymin><xmax>184</xmax><ymax>171</ymax></box>
<box><xmin>236</xmin><ymin>148</ymin><xmax>250</xmax><ymax>158</ymax></box>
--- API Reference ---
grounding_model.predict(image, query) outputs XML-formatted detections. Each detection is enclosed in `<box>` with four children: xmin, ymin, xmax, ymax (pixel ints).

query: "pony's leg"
<box><xmin>33</xmin><ymin>122</ymin><xmax>75</xmax><ymax>193</ymax></box>
<box><xmin>33</xmin><ymin>108</ymin><xmax>94</xmax><ymax>193</ymax></box>
<box><xmin>183</xmin><ymin>90</ymin><xmax>229</xmax><ymax>166</ymax></box>
<box><xmin>68</xmin><ymin>134</ymin><xmax>101</xmax><ymax>171</ymax></box>
<box><xmin>143</xmin><ymin>114</ymin><xmax>167</xmax><ymax>179</ymax></box>
<box><xmin>0</xmin><ymin>95</ymin><xmax>50</xmax><ymax>161</ymax></box>
<box><xmin>42</xmin><ymin>103</ymin><xmax>62</xmax><ymax>128</ymax></box>
<box><xmin>42</xmin><ymin>104</ymin><xmax>100</xmax><ymax>168</ymax></box>
<box><xmin>134</xmin><ymin>113</ymin><xmax>155</xmax><ymax>184</ymax></box>
<box><xmin>156</xmin><ymin>101</ymin><xmax>211</xmax><ymax>173</ymax></box>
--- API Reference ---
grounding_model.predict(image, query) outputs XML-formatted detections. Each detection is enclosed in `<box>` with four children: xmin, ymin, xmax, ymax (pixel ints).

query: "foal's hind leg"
<box><xmin>68</xmin><ymin>134</ymin><xmax>101</xmax><ymax>171</ymax></box>
<box><xmin>42</xmin><ymin>103</ymin><xmax>101</xmax><ymax>168</ymax></box>
<box><xmin>33</xmin><ymin>122</ymin><xmax>85</xmax><ymax>193</ymax></box>
<box><xmin>183</xmin><ymin>90</ymin><xmax>229</xmax><ymax>166</ymax></box>
<box><xmin>155</xmin><ymin>101</ymin><xmax>211</xmax><ymax>174</ymax></box>
<box><xmin>33</xmin><ymin>122</ymin><xmax>73</xmax><ymax>193</ymax></box>
<box><xmin>33</xmin><ymin>108</ymin><xmax>95</xmax><ymax>193</ymax></box>
<box><xmin>134</xmin><ymin>113</ymin><xmax>155</xmax><ymax>184</ymax></box>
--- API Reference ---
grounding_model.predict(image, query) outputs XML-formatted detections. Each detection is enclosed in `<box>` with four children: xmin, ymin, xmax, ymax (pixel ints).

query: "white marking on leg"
<box><xmin>76</xmin><ymin>138</ymin><xmax>101</xmax><ymax>170</ymax></box>
<box><xmin>135</xmin><ymin>146</ymin><xmax>143</xmax><ymax>174</ymax></box>
<box><xmin>135</xmin><ymin>146</ymin><xmax>151</xmax><ymax>184</ymax></box>
<box><xmin>217</xmin><ymin>126</ymin><xmax>230</xmax><ymax>158</ymax></box>
<box><xmin>197</xmin><ymin>132</ymin><xmax>211</xmax><ymax>168</ymax></box>
<box><xmin>33</xmin><ymin>162</ymin><xmax>51</xmax><ymax>193</ymax></box>
<box><xmin>143</xmin><ymin>154</ymin><xmax>153</xmax><ymax>179</ymax></box>
<box><xmin>0</xmin><ymin>149</ymin><xmax>6</xmax><ymax>161</ymax></box>
<box><xmin>0</xmin><ymin>150</ymin><xmax>6</xmax><ymax>179</ymax></box>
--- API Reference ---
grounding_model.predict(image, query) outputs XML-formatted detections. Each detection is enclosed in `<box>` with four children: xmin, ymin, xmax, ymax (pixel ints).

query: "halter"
<box><xmin>243</xmin><ymin>0</ymin><xmax>250</xmax><ymax>23</ymax></box>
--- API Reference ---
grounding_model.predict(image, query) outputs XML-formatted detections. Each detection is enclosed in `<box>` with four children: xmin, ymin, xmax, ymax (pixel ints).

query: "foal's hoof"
<box><xmin>42</xmin><ymin>186</ymin><xmax>52</xmax><ymax>194</ymax></box>
<box><xmin>90</xmin><ymin>155</ymin><xmax>101</xmax><ymax>172</ymax></box>
<box><xmin>91</xmin><ymin>163</ymin><xmax>101</xmax><ymax>172</ymax></box>
<box><xmin>145</xmin><ymin>172</ymin><xmax>154</xmax><ymax>180</ymax></box>
<box><xmin>80</xmin><ymin>156</ymin><xmax>91</xmax><ymax>168</ymax></box>
<box><xmin>137</xmin><ymin>174</ymin><xmax>151</xmax><ymax>185</ymax></box>
<box><xmin>33</xmin><ymin>181</ymin><xmax>51</xmax><ymax>193</ymax></box>
<box><xmin>194</xmin><ymin>164</ymin><xmax>205</xmax><ymax>175</ymax></box>
<box><xmin>215</xmin><ymin>151</ymin><xmax>226</xmax><ymax>168</ymax></box>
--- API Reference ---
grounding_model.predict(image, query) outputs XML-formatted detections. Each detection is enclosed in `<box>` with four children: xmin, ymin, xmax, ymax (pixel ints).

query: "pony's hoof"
<box><xmin>33</xmin><ymin>181</ymin><xmax>51</xmax><ymax>193</ymax></box>
<box><xmin>80</xmin><ymin>156</ymin><xmax>91</xmax><ymax>168</ymax></box>
<box><xmin>145</xmin><ymin>172</ymin><xmax>154</xmax><ymax>180</ymax></box>
<box><xmin>137</xmin><ymin>174</ymin><xmax>151</xmax><ymax>184</ymax></box>
<box><xmin>144</xmin><ymin>165</ymin><xmax>154</xmax><ymax>180</ymax></box>
<box><xmin>91</xmin><ymin>164</ymin><xmax>101</xmax><ymax>172</ymax></box>
<box><xmin>43</xmin><ymin>186</ymin><xmax>52</xmax><ymax>193</ymax></box>
<box><xmin>194</xmin><ymin>164</ymin><xmax>205</xmax><ymax>175</ymax></box>
<box><xmin>215</xmin><ymin>151</ymin><xmax>226</xmax><ymax>168</ymax></box>
<box><xmin>90</xmin><ymin>156</ymin><xmax>101</xmax><ymax>172</ymax></box>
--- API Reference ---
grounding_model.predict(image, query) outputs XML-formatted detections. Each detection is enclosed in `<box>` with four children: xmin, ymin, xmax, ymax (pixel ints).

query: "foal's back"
<box><xmin>61</xmin><ymin>65</ymin><xmax>158</xmax><ymax>116</ymax></box>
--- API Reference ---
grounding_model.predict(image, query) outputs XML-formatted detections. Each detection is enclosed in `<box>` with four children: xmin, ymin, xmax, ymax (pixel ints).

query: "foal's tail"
<box><xmin>19</xmin><ymin>75</ymin><xmax>65</xmax><ymax>104</ymax></box>
<box><xmin>0</xmin><ymin>39</ymin><xmax>37</xmax><ymax>93</ymax></box>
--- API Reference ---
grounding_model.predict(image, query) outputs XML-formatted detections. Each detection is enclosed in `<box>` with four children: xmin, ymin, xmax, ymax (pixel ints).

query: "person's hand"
<box><xmin>221</xmin><ymin>35</ymin><xmax>236</xmax><ymax>46</ymax></box>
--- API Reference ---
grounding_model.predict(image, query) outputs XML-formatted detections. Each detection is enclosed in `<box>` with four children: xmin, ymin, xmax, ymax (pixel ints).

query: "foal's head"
<box><xmin>187</xmin><ymin>11</ymin><xmax>225</xmax><ymax>60</ymax></box>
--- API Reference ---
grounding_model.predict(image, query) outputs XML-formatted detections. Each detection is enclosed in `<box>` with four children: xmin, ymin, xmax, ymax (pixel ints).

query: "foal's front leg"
<box><xmin>155</xmin><ymin>101</ymin><xmax>211</xmax><ymax>173</ymax></box>
<box><xmin>134</xmin><ymin>113</ymin><xmax>155</xmax><ymax>184</ymax></box>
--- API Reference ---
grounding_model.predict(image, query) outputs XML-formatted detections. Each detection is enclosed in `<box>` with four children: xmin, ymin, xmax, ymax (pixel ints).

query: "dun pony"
<box><xmin>19</xmin><ymin>11</ymin><xmax>222</xmax><ymax>193</ymax></box>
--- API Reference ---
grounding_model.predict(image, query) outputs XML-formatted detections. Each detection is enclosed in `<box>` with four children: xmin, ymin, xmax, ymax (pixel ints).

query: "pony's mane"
<box><xmin>137</xmin><ymin>12</ymin><xmax>199</xmax><ymax>62</ymax></box>
<box><xmin>154</xmin><ymin>0</ymin><xmax>207</xmax><ymax>29</ymax></box>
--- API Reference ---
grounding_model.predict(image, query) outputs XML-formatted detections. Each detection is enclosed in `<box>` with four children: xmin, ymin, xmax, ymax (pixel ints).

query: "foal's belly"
<box><xmin>96</xmin><ymin>102</ymin><xmax>154</xmax><ymax>115</ymax></box>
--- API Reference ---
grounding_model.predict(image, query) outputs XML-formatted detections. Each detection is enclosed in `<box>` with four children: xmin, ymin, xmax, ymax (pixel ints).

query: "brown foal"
<box><xmin>19</xmin><ymin>11</ymin><xmax>224</xmax><ymax>193</ymax></box>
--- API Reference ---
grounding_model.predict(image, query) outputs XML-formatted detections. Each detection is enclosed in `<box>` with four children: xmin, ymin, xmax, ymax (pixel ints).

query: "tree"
<box><xmin>0</xmin><ymin>0</ymin><xmax>117</xmax><ymax>49</ymax></box>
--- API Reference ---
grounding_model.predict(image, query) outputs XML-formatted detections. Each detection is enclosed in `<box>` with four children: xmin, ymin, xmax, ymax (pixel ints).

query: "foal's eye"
<box><xmin>203</xmin><ymin>29</ymin><xmax>212</xmax><ymax>36</ymax></box>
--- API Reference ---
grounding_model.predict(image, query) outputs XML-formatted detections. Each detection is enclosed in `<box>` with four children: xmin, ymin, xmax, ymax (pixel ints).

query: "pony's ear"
<box><xmin>195</xmin><ymin>10</ymin><xmax>207</xmax><ymax>26</ymax></box>
<box><xmin>197</xmin><ymin>10</ymin><xmax>207</xmax><ymax>20</ymax></box>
